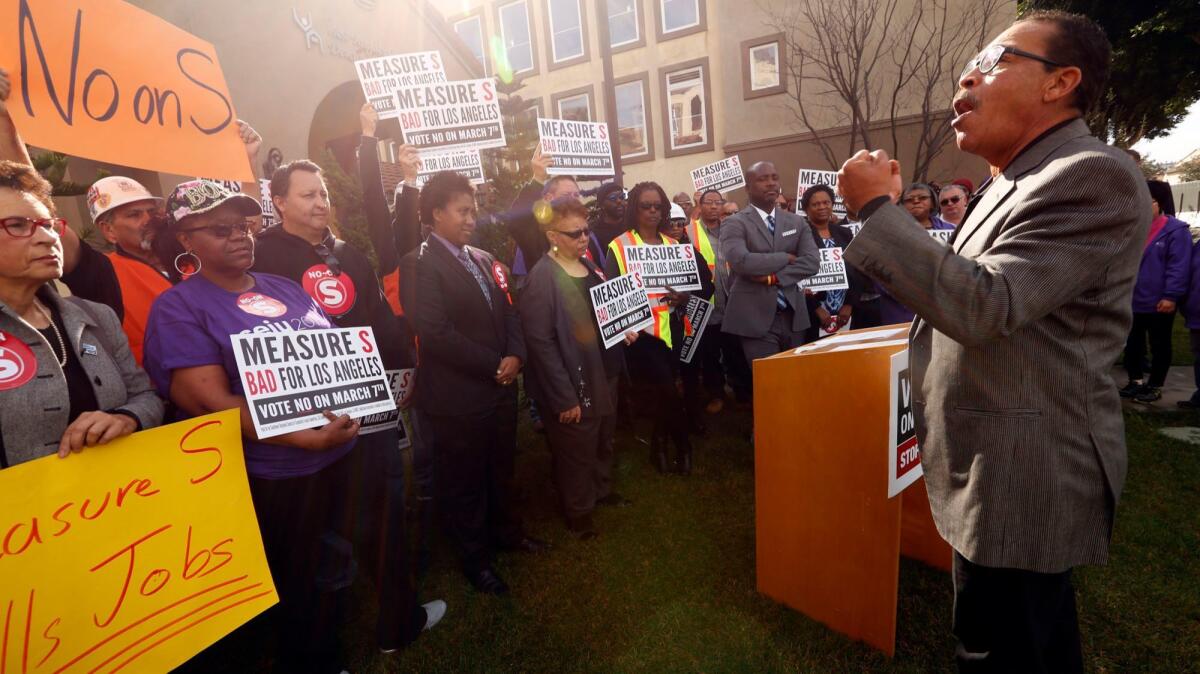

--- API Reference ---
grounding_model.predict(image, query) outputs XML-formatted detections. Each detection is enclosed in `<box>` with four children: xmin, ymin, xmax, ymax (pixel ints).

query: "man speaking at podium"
<box><xmin>838</xmin><ymin>12</ymin><xmax>1149</xmax><ymax>673</ymax></box>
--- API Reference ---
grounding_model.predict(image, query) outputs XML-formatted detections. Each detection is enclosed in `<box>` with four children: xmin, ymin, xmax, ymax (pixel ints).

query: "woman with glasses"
<box><xmin>143</xmin><ymin>180</ymin><xmax>366</xmax><ymax>673</ymax></box>
<box><xmin>873</xmin><ymin>184</ymin><xmax>958</xmax><ymax>325</ymax></box>
<box><xmin>520</xmin><ymin>200</ymin><xmax>635</xmax><ymax>538</ymax></box>
<box><xmin>0</xmin><ymin>161</ymin><xmax>162</xmax><ymax>469</ymax></box>
<box><xmin>604</xmin><ymin>182</ymin><xmax>697</xmax><ymax>475</ymax></box>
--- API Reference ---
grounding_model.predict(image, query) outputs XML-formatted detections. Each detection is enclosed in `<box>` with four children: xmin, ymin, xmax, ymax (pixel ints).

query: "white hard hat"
<box><xmin>86</xmin><ymin>176</ymin><xmax>163</xmax><ymax>223</ymax></box>
<box><xmin>670</xmin><ymin>202</ymin><xmax>687</xmax><ymax>221</ymax></box>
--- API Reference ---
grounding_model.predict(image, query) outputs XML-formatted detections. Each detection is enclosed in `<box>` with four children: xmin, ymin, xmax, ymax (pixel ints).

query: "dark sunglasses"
<box><xmin>183</xmin><ymin>220</ymin><xmax>254</xmax><ymax>239</ymax></box>
<box><xmin>940</xmin><ymin>195</ymin><xmax>963</xmax><ymax>206</ymax></box>
<box><xmin>637</xmin><ymin>202</ymin><xmax>664</xmax><ymax>211</ymax></box>
<box><xmin>0</xmin><ymin>216</ymin><xmax>66</xmax><ymax>238</ymax></box>
<box><xmin>314</xmin><ymin>240</ymin><xmax>342</xmax><ymax>275</ymax></box>
<box><xmin>553</xmin><ymin>227</ymin><xmax>591</xmax><ymax>240</ymax></box>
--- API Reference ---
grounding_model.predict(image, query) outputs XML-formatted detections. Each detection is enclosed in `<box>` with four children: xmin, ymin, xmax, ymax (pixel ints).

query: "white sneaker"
<box><xmin>422</xmin><ymin>599</ymin><xmax>447</xmax><ymax>631</ymax></box>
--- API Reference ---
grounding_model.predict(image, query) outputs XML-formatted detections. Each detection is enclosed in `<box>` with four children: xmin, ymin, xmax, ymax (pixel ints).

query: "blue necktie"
<box><xmin>766</xmin><ymin>214</ymin><xmax>788</xmax><ymax>310</ymax></box>
<box><xmin>460</xmin><ymin>249</ymin><xmax>494</xmax><ymax>310</ymax></box>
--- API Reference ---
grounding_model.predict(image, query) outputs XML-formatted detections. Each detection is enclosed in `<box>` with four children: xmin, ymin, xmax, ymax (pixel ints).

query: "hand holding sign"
<box><xmin>360</xmin><ymin>102</ymin><xmax>379</xmax><ymax>137</ymax></box>
<box><xmin>307</xmin><ymin>410</ymin><xmax>360</xmax><ymax>451</ymax></box>
<box><xmin>56</xmin><ymin>410</ymin><xmax>139</xmax><ymax>457</ymax></box>
<box><xmin>398</xmin><ymin>144</ymin><xmax>420</xmax><ymax>183</ymax></box>
<box><xmin>532</xmin><ymin>144</ymin><xmax>551</xmax><ymax>183</ymax></box>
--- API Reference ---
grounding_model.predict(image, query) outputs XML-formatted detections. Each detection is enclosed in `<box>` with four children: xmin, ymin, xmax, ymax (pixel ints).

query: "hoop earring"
<box><xmin>174</xmin><ymin>251</ymin><xmax>202</xmax><ymax>276</ymax></box>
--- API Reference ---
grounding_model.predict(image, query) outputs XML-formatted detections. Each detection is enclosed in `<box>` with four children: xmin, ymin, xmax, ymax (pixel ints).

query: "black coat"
<box><xmin>803</xmin><ymin>222</ymin><xmax>867</xmax><ymax>320</ymax></box>
<box><xmin>411</xmin><ymin>239</ymin><xmax>526</xmax><ymax>416</ymax></box>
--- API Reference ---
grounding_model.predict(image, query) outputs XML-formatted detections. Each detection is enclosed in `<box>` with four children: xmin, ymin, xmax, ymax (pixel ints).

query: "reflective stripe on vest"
<box><xmin>606</xmin><ymin>230</ymin><xmax>676</xmax><ymax>348</ymax></box>
<box><xmin>686</xmin><ymin>220</ymin><xmax>716</xmax><ymax>272</ymax></box>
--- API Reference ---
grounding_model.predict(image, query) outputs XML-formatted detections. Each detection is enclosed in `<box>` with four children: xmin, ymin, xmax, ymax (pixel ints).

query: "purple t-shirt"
<box><xmin>143</xmin><ymin>272</ymin><xmax>355</xmax><ymax>479</ymax></box>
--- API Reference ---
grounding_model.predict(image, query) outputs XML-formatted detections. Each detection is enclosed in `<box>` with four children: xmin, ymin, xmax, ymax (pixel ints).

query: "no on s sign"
<box><xmin>302</xmin><ymin>264</ymin><xmax>357</xmax><ymax>316</ymax></box>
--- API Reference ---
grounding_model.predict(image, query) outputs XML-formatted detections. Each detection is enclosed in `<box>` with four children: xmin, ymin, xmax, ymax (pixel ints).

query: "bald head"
<box><xmin>745</xmin><ymin>161</ymin><xmax>782</xmax><ymax>211</ymax></box>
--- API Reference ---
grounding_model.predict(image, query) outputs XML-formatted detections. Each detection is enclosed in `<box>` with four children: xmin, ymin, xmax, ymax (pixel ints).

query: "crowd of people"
<box><xmin>0</xmin><ymin>7</ymin><xmax>1186</xmax><ymax>670</ymax></box>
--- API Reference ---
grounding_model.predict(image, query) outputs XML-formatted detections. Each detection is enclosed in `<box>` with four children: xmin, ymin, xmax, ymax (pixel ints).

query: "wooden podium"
<box><xmin>753</xmin><ymin>324</ymin><xmax>952</xmax><ymax>656</ymax></box>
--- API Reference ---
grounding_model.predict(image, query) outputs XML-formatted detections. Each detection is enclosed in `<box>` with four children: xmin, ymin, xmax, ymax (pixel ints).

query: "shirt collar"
<box><xmin>430</xmin><ymin>232</ymin><xmax>466</xmax><ymax>258</ymax></box>
<box><xmin>752</xmin><ymin>204</ymin><xmax>775</xmax><ymax>225</ymax></box>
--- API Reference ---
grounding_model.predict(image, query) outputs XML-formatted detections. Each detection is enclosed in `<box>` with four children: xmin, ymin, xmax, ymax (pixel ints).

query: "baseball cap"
<box><xmin>166</xmin><ymin>179</ymin><xmax>262</xmax><ymax>226</ymax></box>
<box><xmin>670</xmin><ymin>202</ymin><xmax>687</xmax><ymax>221</ymax></box>
<box><xmin>86</xmin><ymin>176</ymin><xmax>163</xmax><ymax>223</ymax></box>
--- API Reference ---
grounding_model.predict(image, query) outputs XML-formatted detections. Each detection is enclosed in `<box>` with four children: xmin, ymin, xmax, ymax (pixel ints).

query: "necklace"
<box><xmin>33</xmin><ymin>300</ymin><xmax>67</xmax><ymax>367</ymax></box>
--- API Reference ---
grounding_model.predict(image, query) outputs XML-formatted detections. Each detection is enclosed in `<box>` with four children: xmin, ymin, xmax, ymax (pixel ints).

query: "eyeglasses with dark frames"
<box><xmin>182</xmin><ymin>220</ymin><xmax>254</xmax><ymax>240</ymax></box>
<box><xmin>0</xmin><ymin>216</ymin><xmax>66</xmax><ymax>238</ymax></box>
<box><xmin>553</xmin><ymin>227</ymin><xmax>591</xmax><ymax>240</ymax></box>
<box><xmin>637</xmin><ymin>202</ymin><xmax>664</xmax><ymax>211</ymax></box>
<box><xmin>961</xmin><ymin>43</ymin><xmax>1065</xmax><ymax>82</ymax></box>
<box><xmin>940</xmin><ymin>195</ymin><xmax>964</xmax><ymax>207</ymax></box>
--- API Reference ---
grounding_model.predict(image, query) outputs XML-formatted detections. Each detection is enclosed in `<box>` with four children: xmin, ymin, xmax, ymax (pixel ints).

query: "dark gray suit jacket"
<box><xmin>845</xmin><ymin>119</ymin><xmax>1149</xmax><ymax>573</ymax></box>
<box><xmin>719</xmin><ymin>206</ymin><xmax>820</xmax><ymax>336</ymax></box>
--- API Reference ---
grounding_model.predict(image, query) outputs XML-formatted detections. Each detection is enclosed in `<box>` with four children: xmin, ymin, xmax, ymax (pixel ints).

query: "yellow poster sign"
<box><xmin>0</xmin><ymin>409</ymin><xmax>277</xmax><ymax>673</ymax></box>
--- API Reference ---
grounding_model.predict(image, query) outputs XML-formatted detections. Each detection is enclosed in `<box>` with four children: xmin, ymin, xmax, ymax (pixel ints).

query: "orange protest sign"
<box><xmin>0</xmin><ymin>410</ymin><xmax>277</xmax><ymax>673</ymax></box>
<box><xmin>0</xmin><ymin>0</ymin><xmax>253</xmax><ymax>181</ymax></box>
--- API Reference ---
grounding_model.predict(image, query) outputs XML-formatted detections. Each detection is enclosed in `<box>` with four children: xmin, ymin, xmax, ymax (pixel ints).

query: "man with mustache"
<box><xmin>839</xmin><ymin>11</ymin><xmax>1149</xmax><ymax>671</ymax></box>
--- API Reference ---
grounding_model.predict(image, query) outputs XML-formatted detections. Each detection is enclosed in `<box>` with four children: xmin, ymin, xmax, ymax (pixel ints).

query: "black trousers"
<box><xmin>543</xmin><ymin>379</ymin><xmax>617</xmax><ymax>521</ymax></box>
<box><xmin>718</xmin><ymin>329</ymin><xmax>753</xmax><ymax>402</ymax></box>
<box><xmin>1124</xmin><ymin>311</ymin><xmax>1176</xmax><ymax>387</ymax></box>
<box><xmin>429</xmin><ymin>398</ymin><xmax>523</xmax><ymax>573</ymax></box>
<box><xmin>345</xmin><ymin>430</ymin><xmax>425</xmax><ymax>649</ymax></box>
<box><xmin>952</xmin><ymin>551</ymin><xmax>1083</xmax><ymax>674</ymax></box>
<box><xmin>626</xmin><ymin>336</ymin><xmax>691</xmax><ymax>454</ymax></box>
<box><xmin>248</xmin><ymin>452</ymin><xmax>355</xmax><ymax>673</ymax></box>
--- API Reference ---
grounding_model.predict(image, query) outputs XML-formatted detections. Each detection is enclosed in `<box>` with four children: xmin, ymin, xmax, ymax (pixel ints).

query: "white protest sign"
<box><xmin>359</xmin><ymin>368</ymin><xmax>415</xmax><ymax>448</ymax></box>
<box><xmin>393</xmin><ymin>78</ymin><xmax>506</xmax><ymax>151</ymax></box>
<box><xmin>355</xmin><ymin>52</ymin><xmax>447</xmax><ymax>118</ymax></box>
<box><xmin>231</xmin><ymin>327</ymin><xmax>395</xmax><ymax>439</ymax></box>
<box><xmin>797</xmin><ymin>168</ymin><xmax>846</xmax><ymax>217</ymax></box>
<box><xmin>620</xmin><ymin>243</ymin><xmax>702</xmax><ymax>293</ymax></box>
<box><xmin>415</xmin><ymin>148</ymin><xmax>486</xmax><ymax>188</ymax></box>
<box><xmin>929</xmin><ymin>229</ymin><xmax>953</xmax><ymax>245</ymax></box>
<box><xmin>798</xmin><ymin>247</ymin><xmax>849</xmax><ymax>292</ymax></box>
<box><xmin>844</xmin><ymin>220</ymin><xmax>863</xmax><ymax>236</ymax></box>
<box><xmin>589</xmin><ymin>272</ymin><xmax>654</xmax><ymax>349</ymax></box>
<box><xmin>259</xmin><ymin>178</ymin><xmax>277</xmax><ymax>228</ymax></box>
<box><xmin>678</xmin><ymin>296</ymin><xmax>714</xmax><ymax>363</ymax></box>
<box><xmin>691</xmin><ymin>155</ymin><xmax>745</xmax><ymax>194</ymax></box>
<box><xmin>537</xmin><ymin>118</ymin><xmax>615</xmax><ymax>176</ymax></box>
<box><xmin>888</xmin><ymin>348</ymin><xmax>923</xmax><ymax>497</ymax></box>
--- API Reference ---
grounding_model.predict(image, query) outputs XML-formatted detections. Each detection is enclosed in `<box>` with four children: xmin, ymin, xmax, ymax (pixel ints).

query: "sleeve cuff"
<box><xmin>857</xmin><ymin>195</ymin><xmax>893</xmax><ymax>222</ymax></box>
<box><xmin>108</xmin><ymin>408</ymin><xmax>143</xmax><ymax>431</ymax></box>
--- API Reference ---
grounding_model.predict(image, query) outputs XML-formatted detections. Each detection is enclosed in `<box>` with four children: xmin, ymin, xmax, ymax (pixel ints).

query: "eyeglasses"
<box><xmin>961</xmin><ymin>43</ymin><xmax>1065</xmax><ymax>81</ymax></box>
<box><xmin>604</xmin><ymin>193</ymin><xmax>627</xmax><ymax>202</ymax></box>
<box><xmin>637</xmin><ymin>202</ymin><xmax>663</xmax><ymax>211</ymax></box>
<box><xmin>903</xmin><ymin>195</ymin><xmax>931</xmax><ymax>204</ymax></box>
<box><xmin>553</xmin><ymin>227</ymin><xmax>591</xmax><ymax>240</ymax></box>
<box><xmin>314</xmin><ymin>240</ymin><xmax>342</xmax><ymax>275</ymax></box>
<box><xmin>940</xmin><ymin>195</ymin><xmax>964</xmax><ymax>207</ymax></box>
<box><xmin>0</xmin><ymin>216</ymin><xmax>66</xmax><ymax>238</ymax></box>
<box><xmin>183</xmin><ymin>220</ymin><xmax>253</xmax><ymax>239</ymax></box>
<box><xmin>700</xmin><ymin>199</ymin><xmax>725</xmax><ymax>206</ymax></box>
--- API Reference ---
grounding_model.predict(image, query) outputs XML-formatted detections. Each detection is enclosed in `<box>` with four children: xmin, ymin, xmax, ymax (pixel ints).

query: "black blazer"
<box><xmin>412</xmin><ymin>238</ymin><xmax>526</xmax><ymax>416</ymax></box>
<box><xmin>804</xmin><ymin>222</ymin><xmax>866</xmax><ymax>316</ymax></box>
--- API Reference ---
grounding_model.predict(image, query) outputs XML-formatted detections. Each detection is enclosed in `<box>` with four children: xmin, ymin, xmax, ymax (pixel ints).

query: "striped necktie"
<box><xmin>460</xmin><ymin>249</ymin><xmax>493</xmax><ymax>310</ymax></box>
<box><xmin>766</xmin><ymin>214</ymin><xmax>788</xmax><ymax>310</ymax></box>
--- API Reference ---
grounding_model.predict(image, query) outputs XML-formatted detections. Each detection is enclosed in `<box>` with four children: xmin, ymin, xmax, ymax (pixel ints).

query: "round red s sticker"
<box><xmin>302</xmin><ymin>264</ymin><xmax>357</xmax><ymax>316</ymax></box>
<box><xmin>237</xmin><ymin>292</ymin><xmax>288</xmax><ymax>318</ymax></box>
<box><xmin>0</xmin><ymin>332</ymin><xmax>37</xmax><ymax>391</ymax></box>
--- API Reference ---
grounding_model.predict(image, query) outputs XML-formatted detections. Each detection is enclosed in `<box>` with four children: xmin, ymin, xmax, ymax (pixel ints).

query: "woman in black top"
<box><xmin>520</xmin><ymin>201</ymin><xmax>633</xmax><ymax>537</ymax></box>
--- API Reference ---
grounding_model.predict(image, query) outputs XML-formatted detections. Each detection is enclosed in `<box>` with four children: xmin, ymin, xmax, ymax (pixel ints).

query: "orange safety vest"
<box><xmin>106</xmin><ymin>251</ymin><xmax>172</xmax><ymax>365</ymax></box>
<box><xmin>607</xmin><ymin>230</ymin><xmax>676</xmax><ymax>348</ymax></box>
<box><xmin>685</xmin><ymin>219</ymin><xmax>717</xmax><ymax>272</ymax></box>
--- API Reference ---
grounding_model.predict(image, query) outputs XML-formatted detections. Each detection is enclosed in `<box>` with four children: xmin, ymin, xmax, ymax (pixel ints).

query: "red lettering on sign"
<box><xmin>179</xmin><ymin>420</ymin><xmax>223</xmax><ymax>485</ymax></box>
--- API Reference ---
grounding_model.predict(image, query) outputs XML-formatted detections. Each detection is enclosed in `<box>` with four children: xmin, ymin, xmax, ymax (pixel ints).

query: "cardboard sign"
<box><xmin>796</xmin><ymin>168</ymin><xmax>846</xmax><ymax>217</ymax></box>
<box><xmin>844</xmin><ymin>220</ymin><xmax>863</xmax><ymax>237</ymax></box>
<box><xmin>359</xmin><ymin>368</ymin><xmax>414</xmax><ymax>449</ymax></box>
<box><xmin>620</xmin><ymin>244</ymin><xmax>702</xmax><ymax>293</ymax></box>
<box><xmin>589</xmin><ymin>272</ymin><xmax>654</xmax><ymax>349</ymax></box>
<box><xmin>797</xmin><ymin>247</ymin><xmax>849</xmax><ymax>292</ymax></box>
<box><xmin>888</xmin><ymin>349</ymin><xmax>923</xmax><ymax>497</ymax></box>
<box><xmin>230</xmin><ymin>327</ymin><xmax>395</xmax><ymax>439</ymax></box>
<box><xmin>678</xmin><ymin>296</ymin><xmax>713</xmax><ymax>364</ymax></box>
<box><xmin>929</xmin><ymin>229</ymin><xmax>953</xmax><ymax>245</ymax></box>
<box><xmin>258</xmin><ymin>178</ymin><xmax>277</xmax><ymax>228</ymax></box>
<box><xmin>414</xmin><ymin>148</ymin><xmax>485</xmax><ymax>188</ymax></box>
<box><xmin>536</xmin><ymin>118</ymin><xmax>615</xmax><ymax>176</ymax></box>
<box><xmin>1</xmin><ymin>0</ymin><xmax>253</xmax><ymax>181</ymax></box>
<box><xmin>0</xmin><ymin>410</ymin><xmax>277</xmax><ymax>673</ymax></box>
<box><xmin>355</xmin><ymin>51</ymin><xmax>447</xmax><ymax>119</ymax></box>
<box><xmin>392</xmin><ymin>78</ymin><xmax>505</xmax><ymax>152</ymax></box>
<box><xmin>691</xmin><ymin>156</ymin><xmax>745</xmax><ymax>194</ymax></box>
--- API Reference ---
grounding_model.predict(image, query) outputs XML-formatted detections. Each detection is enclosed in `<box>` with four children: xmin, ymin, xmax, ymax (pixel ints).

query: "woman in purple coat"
<box><xmin>1177</xmin><ymin>234</ymin><xmax>1200</xmax><ymax>409</ymax></box>
<box><xmin>1121</xmin><ymin>180</ymin><xmax>1191</xmax><ymax>403</ymax></box>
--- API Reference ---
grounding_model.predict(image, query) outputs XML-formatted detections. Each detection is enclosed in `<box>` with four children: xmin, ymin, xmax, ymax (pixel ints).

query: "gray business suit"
<box><xmin>845</xmin><ymin>119</ymin><xmax>1150</xmax><ymax>573</ymax></box>
<box><xmin>719</xmin><ymin>205</ymin><xmax>820</xmax><ymax>360</ymax></box>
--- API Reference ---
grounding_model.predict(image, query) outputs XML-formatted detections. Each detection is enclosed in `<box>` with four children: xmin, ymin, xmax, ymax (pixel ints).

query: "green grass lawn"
<box><xmin>184</xmin><ymin>402</ymin><xmax>1200</xmax><ymax>673</ymax></box>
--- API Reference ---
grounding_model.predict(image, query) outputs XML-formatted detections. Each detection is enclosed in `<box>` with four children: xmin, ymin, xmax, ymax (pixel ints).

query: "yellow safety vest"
<box><xmin>607</xmin><ymin>230</ymin><xmax>676</xmax><ymax>348</ymax></box>
<box><xmin>685</xmin><ymin>219</ymin><xmax>717</xmax><ymax>272</ymax></box>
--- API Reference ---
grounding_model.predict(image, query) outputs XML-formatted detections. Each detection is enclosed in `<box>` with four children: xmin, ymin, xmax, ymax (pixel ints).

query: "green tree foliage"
<box><xmin>1020</xmin><ymin>0</ymin><xmax>1200</xmax><ymax>146</ymax></box>
<box><xmin>1173</xmin><ymin>156</ymin><xmax>1200</xmax><ymax>183</ymax></box>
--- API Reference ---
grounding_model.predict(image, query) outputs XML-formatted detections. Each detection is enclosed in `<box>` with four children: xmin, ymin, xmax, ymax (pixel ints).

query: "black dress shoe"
<box><xmin>467</xmin><ymin>567</ymin><xmax>509</xmax><ymax>595</ymax></box>
<box><xmin>502</xmin><ymin>536</ymin><xmax>551</xmax><ymax>553</ymax></box>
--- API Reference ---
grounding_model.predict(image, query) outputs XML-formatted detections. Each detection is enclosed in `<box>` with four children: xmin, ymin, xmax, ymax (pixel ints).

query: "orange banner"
<box><xmin>0</xmin><ymin>0</ymin><xmax>252</xmax><ymax>181</ymax></box>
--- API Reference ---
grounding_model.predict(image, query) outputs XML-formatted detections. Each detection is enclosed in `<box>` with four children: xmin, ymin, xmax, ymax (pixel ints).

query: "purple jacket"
<box><xmin>1184</xmin><ymin>238</ymin><xmax>1200</xmax><ymax>329</ymax></box>
<box><xmin>1132</xmin><ymin>216</ymin><xmax>1191</xmax><ymax>313</ymax></box>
